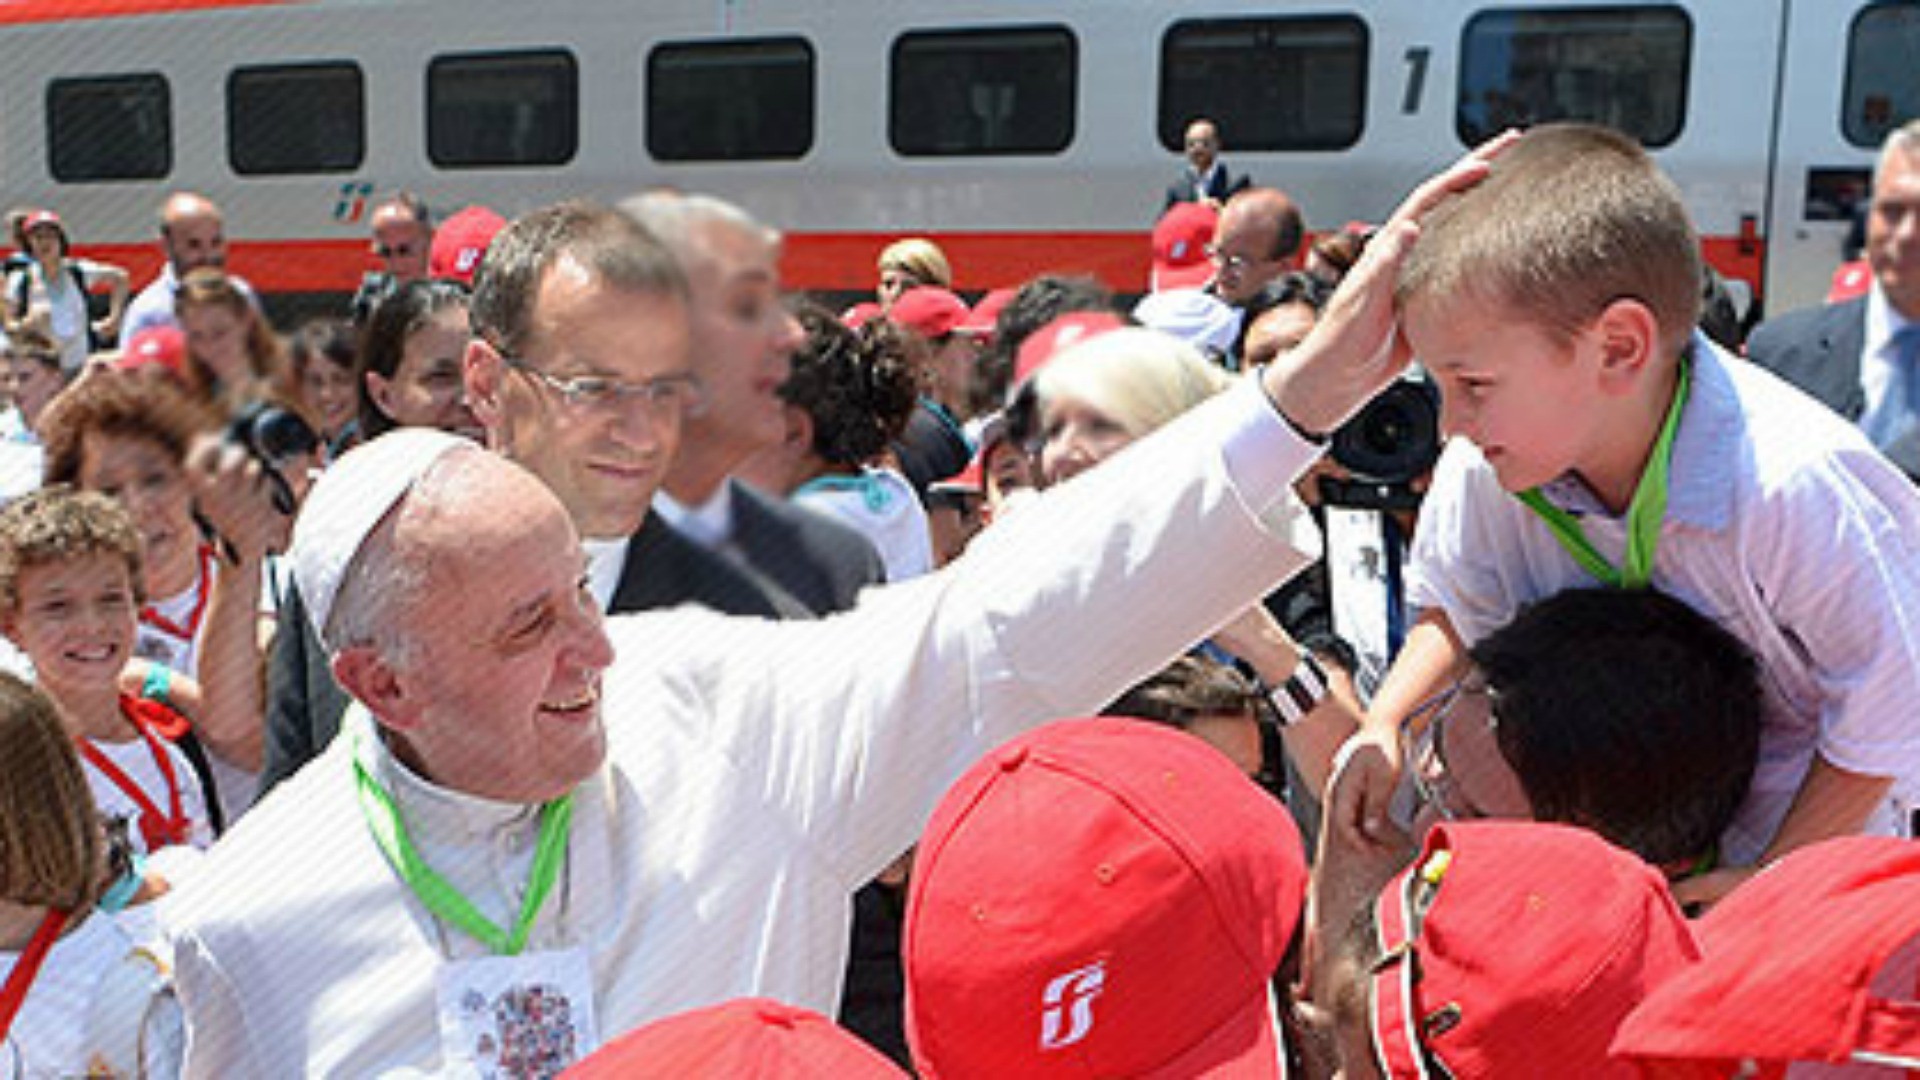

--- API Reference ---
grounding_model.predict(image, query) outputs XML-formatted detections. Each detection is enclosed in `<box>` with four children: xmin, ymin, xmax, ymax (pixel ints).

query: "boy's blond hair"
<box><xmin>0</xmin><ymin>671</ymin><xmax>105</xmax><ymax>910</ymax></box>
<box><xmin>0</xmin><ymin>485</ymin><xmax>146</xmax><ymax>616</ymax></box>
<box><xmin>1399</xmin><ymin>122</ymin><xmax>1702</xmax><ymax>358</ymax></box>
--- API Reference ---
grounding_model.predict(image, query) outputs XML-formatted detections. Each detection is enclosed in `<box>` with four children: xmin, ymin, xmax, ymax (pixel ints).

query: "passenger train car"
<box><xmin>1</xmin><ymin>0</ymin><xmax>1914</xmax><ymax>320</ymax></box>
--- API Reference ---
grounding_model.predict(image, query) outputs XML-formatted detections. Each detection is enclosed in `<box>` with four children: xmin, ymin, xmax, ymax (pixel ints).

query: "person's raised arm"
<box><xmin>182</xmin><ymin>438</ymin><xmax>293</xmax><ymax>773</ymax></box>
<box><xmin>1325</xmin><ymin>609</ymin><xmax>1468</xmax><ymax>852</ymax></box>
<box><xmin>94</xmin><ymin>261</ymin><xmax>130</xmax><ymax>345</ymax></box>
<box><xmin>1208</xmin><ymin>603</ymin><xmax>1356</xmax><ymax>797</ymax></box>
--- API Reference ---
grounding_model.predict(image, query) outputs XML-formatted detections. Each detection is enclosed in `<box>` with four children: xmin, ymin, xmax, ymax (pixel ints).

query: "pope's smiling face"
<box><xmin>374</xmin><ymin>454</ymin><xmax>616</xmax><ymax>804</ymax></box>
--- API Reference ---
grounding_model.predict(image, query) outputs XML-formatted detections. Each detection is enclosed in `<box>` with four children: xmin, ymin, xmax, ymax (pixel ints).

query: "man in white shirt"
<box><xmin>1749</xmin><ymin>118</ymin><xmax>1920</xmax><ymax>477</ymax></box>
<box><xmin>120</xmin><ymin>192</ymin><xmax>258</xmax><ymax>340</ymax></box>
<box><xmin>161</xmin><ymin>148</ymin><xmax>1496</xmax><ymax>1074</ymax></box>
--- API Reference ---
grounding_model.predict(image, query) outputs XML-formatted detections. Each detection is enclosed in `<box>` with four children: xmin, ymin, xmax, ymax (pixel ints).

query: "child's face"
<box><xmin>179</xmin><ymin>302</ymin><xmax>251</xmax><ymax>385</ymax></box>
<box><xmin>1405</xmin><ymin>297</ymin><xmax>1603</xmax><ymax>494</ymax></box>
<box><xmin>78</xmin><ymin>431</ymin><xmax>197</xmax><ymax>596</ymax></box>
<box><xmin>3</xmin><ymin>552</ymin><xmax>137</xmax><ymax>701</ymax></box>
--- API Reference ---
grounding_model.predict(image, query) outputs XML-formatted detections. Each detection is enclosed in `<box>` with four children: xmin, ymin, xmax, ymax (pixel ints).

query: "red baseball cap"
<box><xmin>1012</xmin><ymin>311</ymin><xmax>1127</xmax><ymax>385</ymax></box>
<box><xmin>957</xmin><ymin>287</ymin><xmax>1017</xmax><ymax>339</ymax></box>
<box><xmin>564</xmin><ymin>998</ymin><xmax>905</xmax><ymax>1079</ymax></box>
<box><xmin>115</xmin><ymin>325</ymin><xmax>188</xmax><ymax>379</ymax></box>
<box><xmin>1151</xmin><ymin>202</ymin><xmax>1218</xmax><ymax>292</ymax></box>
<box><xmin>841</xmin><ymin>301</ymin><xmax>883</xmax><ymax>330</ymax></box>
<box><xmin>1613</xmin><ymin>836</ymin><xmax>1920</xmax><ymax>1075</ymax></box>
<box><xmin>428</xmin><ymin>205</ymin><xmax>507</xmax><ymax>286</ymax></box>
<box><xmin>887</xmin><ymin>286</ymin><xmax>970</xmax><ymax>341</ymax></box>
<box><xmin>1827</xmin><ymin>258</ymin><xmax>1872</xmax><ymax>304</ymax></box>
<box><xmin>22</xmin><ymin>209</ymin><xmax>62</xmax><ymax>235</ymax></box>
<box><xmin>904</xmin><ymin>718</ymin><xmax>1306</xmax><ymax>1079</ymax></box>
<box><xmin>1370</xmin><ymin>821</ymin><xmax>1700</xmax><ymax>1079</ymax></box>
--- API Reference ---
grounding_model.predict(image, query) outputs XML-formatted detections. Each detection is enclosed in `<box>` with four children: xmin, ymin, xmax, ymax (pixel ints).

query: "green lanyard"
<box><xmin>353</xmin><ymin>734</ymin><xmax>575</xmax><ymax>956</ymax></box>
<box><xmin>1515</xmin><ymin>360</ymin><xmax>1691</xmax><ymax>590</ymax></box>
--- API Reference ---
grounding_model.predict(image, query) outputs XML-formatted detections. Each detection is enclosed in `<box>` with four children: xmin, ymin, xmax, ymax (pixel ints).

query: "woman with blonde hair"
<box><xmin>1029</xmin><ymin>326</ymin><xmax>1230</xmax><ymax>487</ymax></box>
<box><xmin>173</xmin><ymin>267</ymin><xmax>285</xmax><ymax>413</ymax></box>
<box><xmin>875</xmin><ymin>237</ymin><xmax>951</xmax><ymax>310</ymax></box>
<box><xmin>0</xmin><ymin>672</ymin><xmax>183</xmax><ymax>1075</ymax></box>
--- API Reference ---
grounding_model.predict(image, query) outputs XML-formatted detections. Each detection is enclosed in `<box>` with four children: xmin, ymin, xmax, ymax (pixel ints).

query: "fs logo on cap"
<box><xmin>1039</xmin><ymin>960</ymin><xmax>1106</xmax><ymax>1050</ymax></box>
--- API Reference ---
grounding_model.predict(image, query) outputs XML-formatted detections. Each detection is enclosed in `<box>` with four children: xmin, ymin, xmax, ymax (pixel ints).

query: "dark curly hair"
<box><xmin>782</xmin><ymin>302</ymin><xmax>920</xmax><ymax>467</ymax></box>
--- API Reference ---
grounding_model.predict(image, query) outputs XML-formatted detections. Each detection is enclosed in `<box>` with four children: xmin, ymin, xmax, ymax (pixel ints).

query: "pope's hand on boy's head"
<box><xmin>1261</xmin><ymin>130</ymin><xmax>1519</xmax><ymax>438</ymax></box>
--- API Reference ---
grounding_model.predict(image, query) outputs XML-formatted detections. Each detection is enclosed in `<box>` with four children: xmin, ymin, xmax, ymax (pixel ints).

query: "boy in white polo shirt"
<box><xmin>1328</xmin><ymin>123</ymin><xmax>1920</xmax><ymax>908</ymax></box>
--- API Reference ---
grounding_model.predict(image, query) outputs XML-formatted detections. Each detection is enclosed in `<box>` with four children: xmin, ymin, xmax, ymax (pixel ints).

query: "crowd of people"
<box><xmin>0</xmin><ymin>114</ymin><xmax>1917</xmax><ymax>1078</ymax></box>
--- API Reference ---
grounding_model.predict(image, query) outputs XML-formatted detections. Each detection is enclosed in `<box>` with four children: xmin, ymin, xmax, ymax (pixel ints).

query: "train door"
<box><xmin>1764</xmin><ymin>0</ymin><xmax>1920</xmax><ymax>318</ymax></box>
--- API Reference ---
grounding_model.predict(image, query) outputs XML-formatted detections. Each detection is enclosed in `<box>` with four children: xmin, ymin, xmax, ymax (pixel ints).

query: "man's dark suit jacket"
<box><xmin>727</xmin><ymin>480</ymin><xmax>885</xmax><ymax>611</ymax></box>
<box><xmin>1164</xmin><ymin>163</ymin><xmax>1251</xmax><ymax>211</ymax></box>
<box><xmin>1746</xmin><ymin>296</ymin><xmax>1920</xmax><ymax>477</ymax></box>
<box><xmin>1746</xmin><ymin>296</ymin><xmax>1869</xmax><ymax>421</ymax></box>
<box><xmin>255</xmin><ymin>508</ymin><xmax>832</xmax><ymax>796</ymax></box>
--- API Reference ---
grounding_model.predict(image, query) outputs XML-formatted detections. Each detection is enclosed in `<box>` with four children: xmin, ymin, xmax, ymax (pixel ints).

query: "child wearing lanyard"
<box><xmin>0</xmin><ymin>672</ymin><xmax>182</xmax><ymax>1077</ymax></box>
<box><xmin>36</xmin><ymin>369</ymin><xmax>282</xmax><ymax>829</ymax></box>
<box><xmin>1326</xmin><ymin>124</ymin><xmax>1920</xmax><ymax>910</ymax></box>
<box><xmin>0</xmin><ymin>489</ymin><xmax>216</xmax><ymax>877</ymax></box>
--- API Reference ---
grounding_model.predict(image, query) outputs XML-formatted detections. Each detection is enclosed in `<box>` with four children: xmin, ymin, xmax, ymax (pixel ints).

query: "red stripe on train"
<box><xmin>0</xmin><ymin>0</ymin><xmax>290</xmax><ymax>25</ymax></box>
<box><xmin>72</xmin><ymin>231</ymin><xmax>1769</xmax><ymax>304</ymax></box>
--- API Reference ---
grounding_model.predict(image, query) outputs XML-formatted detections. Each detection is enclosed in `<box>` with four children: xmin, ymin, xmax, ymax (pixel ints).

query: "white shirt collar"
<box><xmin>581</xmin><ymin>537</ymin><xmax>628</xmax><ymax>613</ymax></box>
<box><xmin>653</xmin><ymin>483</ymin><xmax>736</xmax><ymax>550</ymax></box>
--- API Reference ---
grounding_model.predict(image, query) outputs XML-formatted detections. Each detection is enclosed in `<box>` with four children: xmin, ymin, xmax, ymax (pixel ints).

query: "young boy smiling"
<box><xmin>1329</xmin><ymin>123</ymin><xmax>1920</xmax><ymax>907</ymax></box>
<box><xmin>0</xmin><ymin>486</ymin><xmax>213</xmax><ymax>862</ymax></box>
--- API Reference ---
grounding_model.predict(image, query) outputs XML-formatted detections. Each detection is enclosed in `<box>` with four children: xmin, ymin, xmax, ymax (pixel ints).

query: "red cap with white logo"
<box><xmin>904</xmin><ymin>718</ymin><xmax>1303</xmax><ymax>1078</ymax></box>
<box><xmin>564</xmin><ymin>998</ymin><xmax>904</xmax><ymax>1079</ymax></box>
<box><xmin>429</xmin><ymin>205</ymin><xmax>507</xmax><ymax>287</ymax></box>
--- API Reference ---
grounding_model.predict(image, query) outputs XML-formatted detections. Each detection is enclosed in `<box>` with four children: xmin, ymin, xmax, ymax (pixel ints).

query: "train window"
<box><xmin>889</xmin><ymin>27</ymin><xmax>1075</xmax><ymax>157</ymax></box>
<box><xmin>1843</xmin><ymin>3</ymin><xmax>1920</xmax><ymax>148</ymax></box>
<box><xmin>647</xmin><ymin>38</ymin><xmax>815</xmax><ymax>161</ymax></box>
<box><xmin>428</xmin><ymin>50</ymin><xmax>577</xmax><ymax>168</ymax></box>
<box><xmin>47</xmin><ymin>74</ymin><xmax>170</xmax><ymax>182</ymax></box>
<box><xmin>1159</xmin><ymin>17</ymin><xmax>1368</xmax><ymax>153</ymax></box>
<box><xmin>1457</xmin><ymin>6</ymin><xmax>1690</xmax><ymax>148</ymax></box>
<box><xmin>229</xmin><ymin>63</ymin><xmax>365</xmax><ymax>175</ymax></box>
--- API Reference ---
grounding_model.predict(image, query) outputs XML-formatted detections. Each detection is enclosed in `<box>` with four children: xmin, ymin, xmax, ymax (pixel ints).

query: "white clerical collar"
<box><xmin>653</xmin><ymin>484</ymin><xmax>736</xmax><ymax>550</ymax></box>
<box><xmin>353</xmin><ymin>704</ymin><xmax>541</xmax><ymax>844</ymax></box>
<box><xmin>580</xmin><ymin>536</ymin><xmax>628</xmax><ymax>612</ymax></box>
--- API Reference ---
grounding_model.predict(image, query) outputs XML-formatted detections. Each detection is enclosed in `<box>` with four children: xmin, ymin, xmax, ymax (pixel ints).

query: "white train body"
<box><xmin>1</xmin><ymin>0</ymin><xmax>1912</xmax><ymax>318</ymax></box>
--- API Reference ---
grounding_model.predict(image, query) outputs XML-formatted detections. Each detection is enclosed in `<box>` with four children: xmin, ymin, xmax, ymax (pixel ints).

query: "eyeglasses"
<box><xmin>1401</xmin><ymin>677</ymin><xmax>1498</xmax><ymax>823</ymax></box>
<box><xmin>374</xmin><ymin>242</ymin><xmax>419</xmax><ymax>259</ymax></box>
<box><xmin>1206</xmin><ymin>245</ymin><xmax>1255</xmax><ymax>273</ymax></box>
<box><xmin>501</xmin><ymin>355</ymin><xmax>707</xmax><ymax>418</ymax></box>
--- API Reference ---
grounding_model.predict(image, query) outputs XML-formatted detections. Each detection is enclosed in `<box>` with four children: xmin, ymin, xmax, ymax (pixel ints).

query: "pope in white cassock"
<box><xmin>159</xmin><ymin>149</ymin><xmax>1500</xmax><ymax>1075</ymax></box>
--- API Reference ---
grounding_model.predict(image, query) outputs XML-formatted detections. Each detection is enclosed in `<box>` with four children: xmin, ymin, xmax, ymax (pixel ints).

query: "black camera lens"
<box><xmin>229</xmin><ymin>403</ymin><xmax>318</xmax><ymax>467</ymax></box>
<box><xmin>226</xmin><ymin>402</ymin><xmax>319</xmax><ymax>516</ymax></box>
<box><xmin>1329</xmin><ymin>378</ymin><xmax>1442</xmax><ymax>486</ymax></box>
